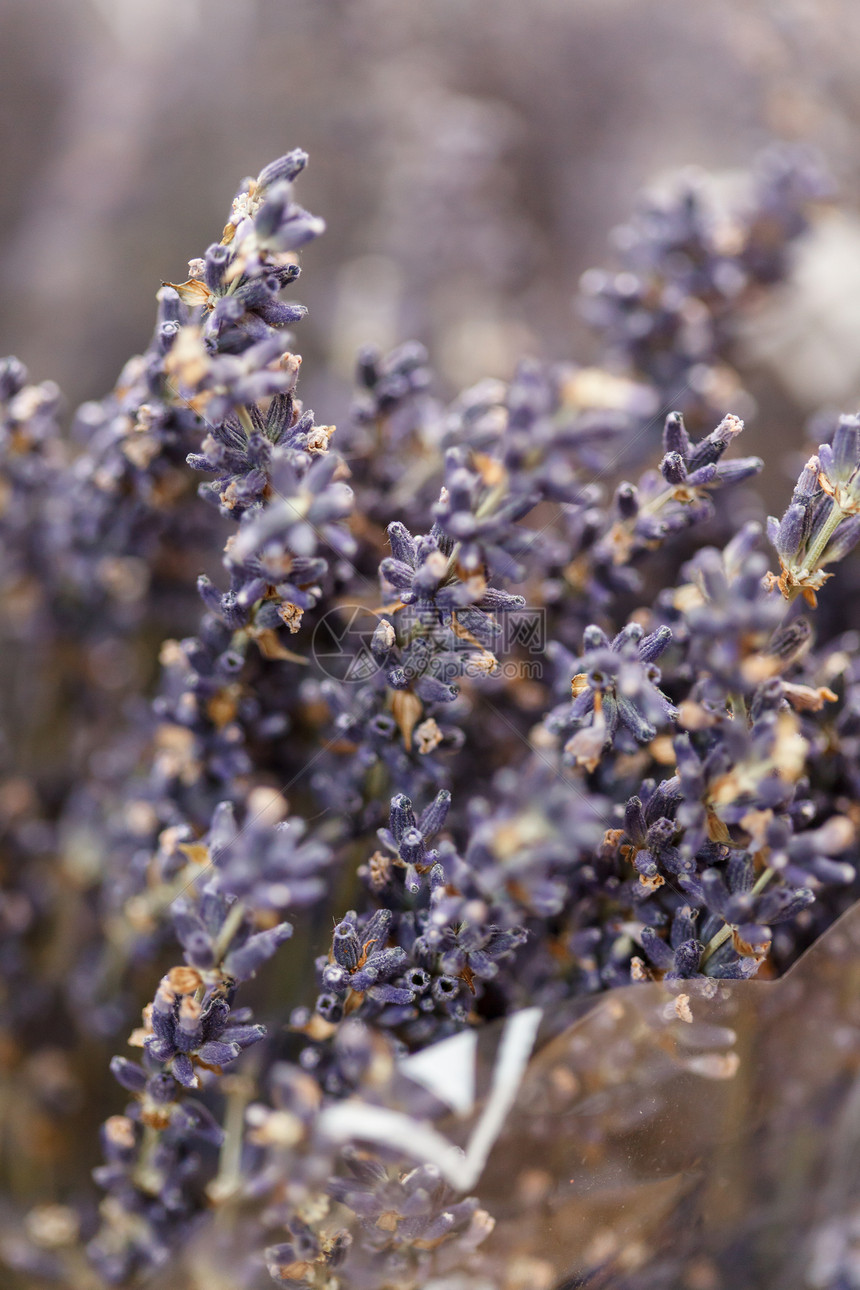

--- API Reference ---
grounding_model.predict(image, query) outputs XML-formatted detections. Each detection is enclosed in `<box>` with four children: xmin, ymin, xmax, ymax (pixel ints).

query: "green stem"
<box><xmin>700</xmin><ymin>866</ymin><xmax>775</xmax><ymax>968</ymax></box>
<box><xmin>212</xmin><ymin>900</ymin><xmax>247</xmax><ymax>963</ymax></box>
<box><xmin>444</xmin><ymin>476</ymin><xmax>513</xmax><ymax>580</ymax></box>
<box><xmin>639</xmin><ymin>483</ymin><xmax>690</xmax><ymax>518</ymax></box>
<box><xmin>801</xmin><ymin>501</ymin><xmax>845</xmax><ymax>577</ymax></box>
<box><xmin>208</xmin><ymin>1074</ymin><xmax>254</xmax><ymax>1203</ymax></box>
<box><xmin>474</xmin><ymin>479</ymin><xmax>508</xmax><ymax>521</ymax></box>
<box><xmin>133</xmin><ymin>1124</ymin><xmax>162</xmax><ymax>1194</ymax></box>
<box><xmin>729</xmin><ymin>692</ymin><xmax>747</xmax><ymax>721</ymax></box>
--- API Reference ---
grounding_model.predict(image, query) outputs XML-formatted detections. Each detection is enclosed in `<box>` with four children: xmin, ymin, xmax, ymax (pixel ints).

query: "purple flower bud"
<box><xmin>791</xmin><ymin>455</ymin><xmax>821</xmax><ymax>504</ymax></box>
<box><xmin>332</xmin><ymin>921</ymin><xmax>362</xmax><ymax>970</ymax></box>
<box><xmin>255</xmin><ymin>184</ymin><xmax>326</xmax><ymax>251</ymax></box>
<box><xmin>616</xmin><ymin>695</ymin><xmax>657</xmax><ymax>742</ymax></box>
<box><xmin>380</xmin><ymin>557</ymin><xmax>415</xmax><ymax>590</ymax></box>
<box><xmin>638</xmin><ymin>625</ymin><xmax>672</xmax><ymax>662</ymax></box>
<box><xmin>663</xmin><ymin>410</ymin><xmax>692</xmax><ymax>458</ymax></box>
<box><xmin>624</xmin><ymin>796</ymin><xmax>647</xmax><ymax>841</ymax></box>
<box><xmin>257</xmin><ymin>301</ymin><xmax>308</xmax><ymax>328</ymax></box>
<box><xmin>387</xmin><ymin>521</ymin><xmax>417</xmax><ymax>565</ymax></box>
<box><xmin>713</xmin><ymin>456</ymin><xmax>763</xmax><ymax>485</ymax></box>
<box><xmin>204</xmin><ymin>243</ymin><xmax>231</xmax><ymax>291</ymax></box>
<box><xmin>830</xmin><ymin>414</ymin><xmax>859</xmax><ymax>481</ymax></box>
<box><xmin>415</xmin><ymin>676</ymin><xmax>458</xmax><ymax>703</ymax></box>
<box><xmin>316</xmin><ymin>993</ymin><xmax>343</xmax><ymax>1023</ymax></box>
<box><xmin>774</xmin><ymin>503</ymin><xmax>807</xmax><ymax>562</ymax></box>
<box><xmin>257</xmin><ymin>148</ymin><xmax>309</xmax><ymax>188</ymax></box>
<box><xmin>668</xmin><ymin>939</ymin><xmax>703</xmax><ymax>978</ymax></box>
<box><xmin>640</xmin><ymin>926</ymin><xmax>674</xmax><ymax>971</ymax></box>
<box><xmin>615</xmin><ymin>482</ymin><xmax>639</xmax><ymax>519</ymax></box>
<box><xmin>399</xmin><ymin>828</ymin><xmax>427</xmax><ymax>866</ymax></box>
<box><xmin>223</xmin><ymin>923</ymin><xmax>293</xmax><ymax>980</ymax></box>
<box><xmin>171</xmin><ymin>1054</ymin><xmax>197</xmax><ymax>1088</ymax></box>
<box><xmin>389</xmin><ymin>795</ymin><xmax>417</xmax><ymax>843</ymax></box>
<box><xmin>367</xmin><ymin>982</ymin><xmax>414</xmax><ymax>1005</ymax></box>
<box><xmin>197</xmin><ymin>1040</ymin><xmax>242</xmax><ymax>1067</ymax></box>
<box><xmin>661</xmin><ymin>451</ymin><xmax>687</xmax><ymax>485</ymax></box>
<box><xmin>418</xmin><ymin>789</ymin><xmax>451</xmax><ymax>838</ymax></box>
<box><xmin>322</xmin><ymin>963</ymin><xmax>349</xmax><ymax>993</ymax></box>
<box><xmin>431</xmin><ymin>975</ymin><xmax>462</xmax><ymax>1007</ymax></box>
<box><xmin>147</xmin><ymin>1073</ymin><xmax>177</xmax><ymax>1104</ymax></box>
<box><xmin>110</xmin><ymin>1057</ymin><xmax>147</xmax><ymax>1093</ymax></box>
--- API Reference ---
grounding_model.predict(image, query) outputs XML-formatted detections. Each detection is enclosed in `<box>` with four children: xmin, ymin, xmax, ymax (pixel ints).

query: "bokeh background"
<box><xmin>4</xmin><ymin>0</ymin><xmax>860</xmax><ymax>437</ymax></box>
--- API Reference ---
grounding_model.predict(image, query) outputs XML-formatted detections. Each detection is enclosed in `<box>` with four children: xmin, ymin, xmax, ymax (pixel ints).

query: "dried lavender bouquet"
<box><xmin>1</xmin><ymin>146</ymin><xmax>859</xmax><ymax>1290</ymax></box>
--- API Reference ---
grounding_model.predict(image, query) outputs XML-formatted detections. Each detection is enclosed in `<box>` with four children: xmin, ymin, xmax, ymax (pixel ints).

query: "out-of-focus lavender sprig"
<box><xmin>88</xmin><ymin>790</ymin><xmax>333</xmax><ymax>1283</ymax></box>
<box><xmin>578</xmin><ymin>143</ymin><xmax>831</xmax><ymax>428</ymax></box>
<box><xmin>0</xmin><ymin>149</ymin><xmax>339</xmax><ymax>1057</ymax></box>
<box><xmin>65</xmin><ymin>146</ymin><xmax>352</xmax><ymax>917</ymax></box>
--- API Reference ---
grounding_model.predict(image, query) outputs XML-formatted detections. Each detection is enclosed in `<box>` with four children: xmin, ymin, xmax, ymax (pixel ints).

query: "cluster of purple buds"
<box><xmin>372</xmin><ymin>789</ymin><xmax>452</xmax><ymax>892</ymax></box>
<box><xmin>578</xmin><ymin>143</ymin><xmax>831</xmax><ymax>424</ymax></box>
<box><xmin>544</xmin><ymin>621</ymin><xmax>677</xmax><ymax>770</ymax></box>
<box><xmin>768</xmin><ymin>415</ymin><xmax>860</xmax><ymax>606</ymax></box>
<box><xmin>596</xmin><ymin>411</ymin><xmax>762</xmax><ymax>568</ymax></box>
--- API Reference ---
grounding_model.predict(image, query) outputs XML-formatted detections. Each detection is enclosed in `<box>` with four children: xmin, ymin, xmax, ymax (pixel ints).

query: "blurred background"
<box><xmin>4</xmin><ymin>0</ymin><xmax>860</xmax><ymax>432</ymax></box>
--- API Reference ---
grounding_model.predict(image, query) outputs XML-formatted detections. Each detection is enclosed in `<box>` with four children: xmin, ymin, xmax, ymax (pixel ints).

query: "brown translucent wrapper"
<box><xmin>446</xmin><ymin>900</ymin><xmax>860</xmax><ymax>1289</ymax></box>
<box><xmin>145</xmin><ymin>903</ymin><xmax>860</xmax><ymax>1290</ymax></box>
<box><xmin>12</xmin><ymin>906</ymin><xmax>860</xmax><ymax>1290</ymax></box>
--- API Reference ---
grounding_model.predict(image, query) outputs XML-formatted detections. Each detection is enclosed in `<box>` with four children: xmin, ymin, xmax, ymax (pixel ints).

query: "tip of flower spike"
<box><xmin>256</xmin><ymin>149</ymin><xmax>310</xmax><ymax>190</ymax></box>
<box><xmin>714</xmin><ymin>413</ymin><xmax>744</xmax><ymax>442</ymax></box>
